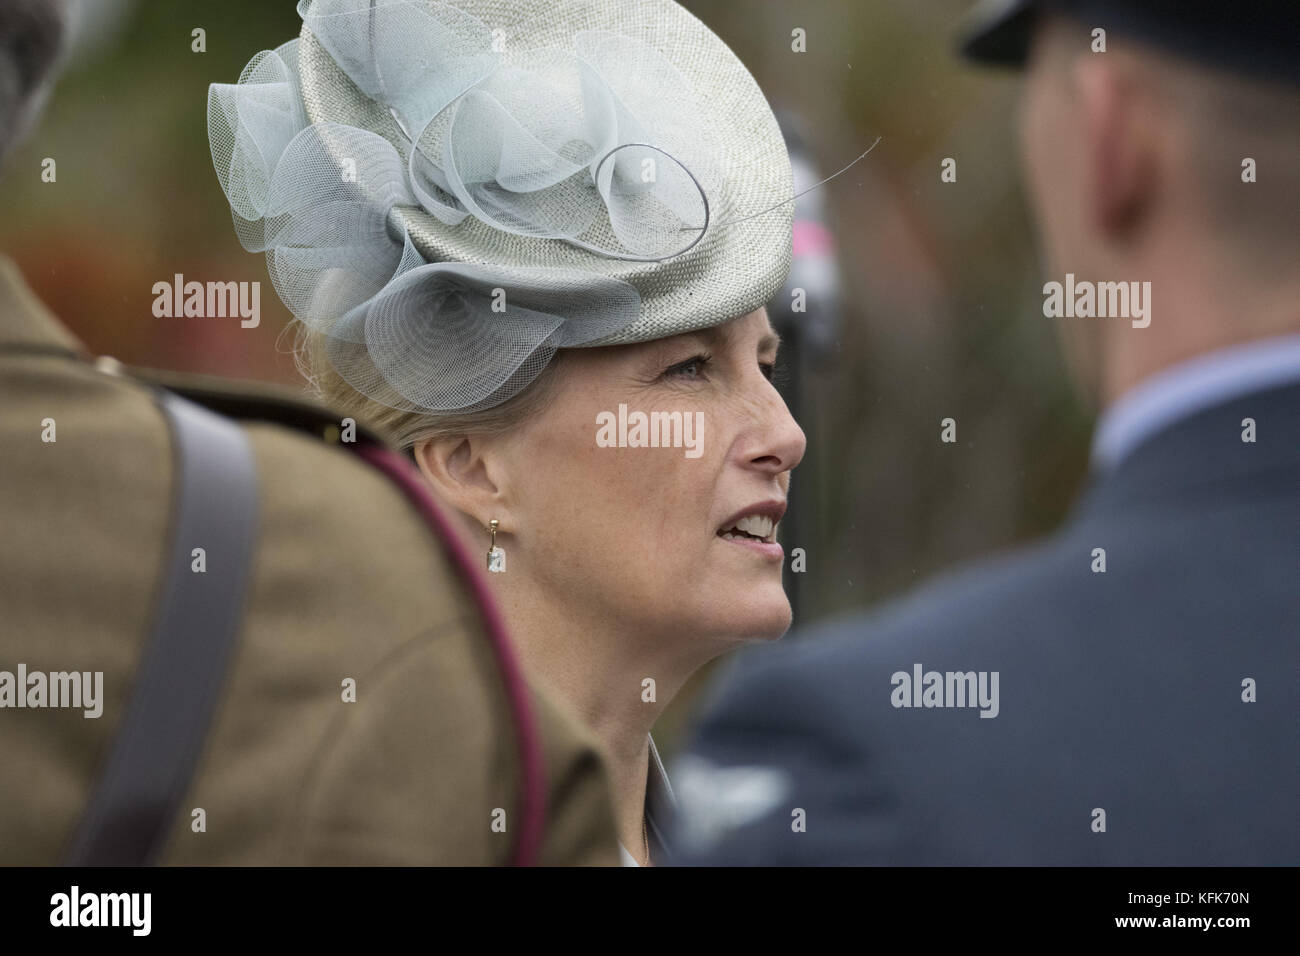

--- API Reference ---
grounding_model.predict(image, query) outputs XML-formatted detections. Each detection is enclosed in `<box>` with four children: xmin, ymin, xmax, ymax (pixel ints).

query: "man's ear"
<box><xmin>1075</xmin><ymin>52</ymin><xmax>1159</xmax><ymax>238</ymax></box>
<box><xmin>412</xmin><ymin>434</ymin><xmax>508</xmax><ymax>528</ymax></box>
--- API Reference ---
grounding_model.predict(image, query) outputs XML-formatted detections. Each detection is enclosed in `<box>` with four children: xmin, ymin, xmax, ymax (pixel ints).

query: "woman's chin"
<box><xmin>697</xmin><ymin>591</ymin><xmax>792</xmax><ymax>645</ymax></box>
<box><xmin>751</xmin><ymin>610</ymin><xmax>794</xmax><ymax>643</ymax></box>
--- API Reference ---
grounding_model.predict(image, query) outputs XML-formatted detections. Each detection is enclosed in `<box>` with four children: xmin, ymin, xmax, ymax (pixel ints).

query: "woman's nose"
<box><xmin>744</xmin><ymin>382</ymin><xmax>806</xmax><ymax>476</ymax></box>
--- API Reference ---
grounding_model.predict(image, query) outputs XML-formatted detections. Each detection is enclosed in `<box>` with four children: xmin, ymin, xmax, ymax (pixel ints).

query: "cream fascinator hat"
<box><xmin>208</xmin><ymin>0</ymin><xmax>794</xmax><ymax>413</ymax></box>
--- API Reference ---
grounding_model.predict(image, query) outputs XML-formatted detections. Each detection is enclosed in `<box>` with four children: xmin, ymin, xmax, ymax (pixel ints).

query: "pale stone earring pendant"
<box><xmin>486</xmin><ymin>519</ymin><xmax>506</xmax><ymax>573</ymax></box>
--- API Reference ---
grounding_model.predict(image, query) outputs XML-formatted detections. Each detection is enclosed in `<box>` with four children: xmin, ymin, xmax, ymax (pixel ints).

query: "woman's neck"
<box><xmin>494</xmin><ymin>582</ymin><xmax>711</xmax><ymax>864</ymax></box>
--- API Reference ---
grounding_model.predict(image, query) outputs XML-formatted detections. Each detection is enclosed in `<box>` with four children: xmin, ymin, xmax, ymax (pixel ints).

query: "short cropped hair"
<box><xmin>1036</xmin><ymin>13</ymin><xmax>1300</xmax><ymax>266</ymax></box>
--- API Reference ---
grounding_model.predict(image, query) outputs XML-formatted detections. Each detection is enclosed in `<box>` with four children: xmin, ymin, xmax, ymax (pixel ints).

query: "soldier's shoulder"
<box><xmin>126</xmin><ymin>364</ymin><xmax>389</xmax><ymax>449</ymax></box>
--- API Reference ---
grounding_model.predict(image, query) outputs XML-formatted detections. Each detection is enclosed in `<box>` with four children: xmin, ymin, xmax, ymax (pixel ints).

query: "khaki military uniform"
<box><xmin>0</xmin><ymin>258</ymin><xmax>619</xmax><ymax>865</ymax></box>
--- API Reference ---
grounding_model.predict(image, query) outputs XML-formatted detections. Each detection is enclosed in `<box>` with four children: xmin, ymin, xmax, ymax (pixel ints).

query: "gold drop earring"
<box><xmin>486</xmin><ymin>519</ymin><xmax>506</xmax><ymax>573</ymax></box>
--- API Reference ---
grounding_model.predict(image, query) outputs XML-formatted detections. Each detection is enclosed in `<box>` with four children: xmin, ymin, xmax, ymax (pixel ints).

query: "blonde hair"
<box><xmin>292</xmin><ymin>323</ymin><xmax>570</xmax><ymax>450</ymax></box>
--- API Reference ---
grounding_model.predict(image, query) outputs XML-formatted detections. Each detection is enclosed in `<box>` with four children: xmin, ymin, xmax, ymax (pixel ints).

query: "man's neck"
<box><xmin>1097</xmin><ymin>246</ymin><xmax>1300</xmax><ymax>407</ymax></box>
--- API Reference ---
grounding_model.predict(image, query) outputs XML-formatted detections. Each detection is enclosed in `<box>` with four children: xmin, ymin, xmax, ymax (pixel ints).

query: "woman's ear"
<box><xmin>412</xmin><ymin>434</ymin><xmax>507</xmax><ymax>526</ymax></box>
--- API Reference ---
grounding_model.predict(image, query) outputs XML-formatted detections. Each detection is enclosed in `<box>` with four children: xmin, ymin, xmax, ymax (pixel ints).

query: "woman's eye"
<box><xmin>760</xmin><ymin>361</ymin><xmax>775</xmax><ymax>381</ymax></box>
<box><xmin>664</xmin><ymin>353</ymin><xmax>711</xmax><ymax>379</ymax></box>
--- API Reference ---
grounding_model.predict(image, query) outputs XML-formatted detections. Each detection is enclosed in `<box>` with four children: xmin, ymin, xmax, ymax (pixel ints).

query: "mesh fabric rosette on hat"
<box><xmin>208</xmin><ymin>0</ymin><xmax>794</xmax><ymax>413</ymax></box>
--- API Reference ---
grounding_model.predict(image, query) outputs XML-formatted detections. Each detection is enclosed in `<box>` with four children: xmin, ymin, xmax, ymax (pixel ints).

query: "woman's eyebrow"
<box><xmin>671</xmin><ymin>323</ymin><xmax>780</xmax><ymax>352</ymax></box>
<box><xmin>693</xmin><ymin>324</ymin><xmax>729</xmax><ymax>348</ymax></box>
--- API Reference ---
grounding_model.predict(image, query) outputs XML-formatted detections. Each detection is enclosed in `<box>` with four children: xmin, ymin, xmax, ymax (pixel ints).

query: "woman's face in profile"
<box><xmin>498</xmin><ymin>307</ymin><xmax>806</xmax><ymax>648</ymax></box>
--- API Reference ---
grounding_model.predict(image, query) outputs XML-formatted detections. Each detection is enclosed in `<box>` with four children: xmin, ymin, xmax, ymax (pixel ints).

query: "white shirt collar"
<box><xmin>1091</xmin><ymin>332</ymin><xmax>1300</xmax><ymax>473</ymax></box>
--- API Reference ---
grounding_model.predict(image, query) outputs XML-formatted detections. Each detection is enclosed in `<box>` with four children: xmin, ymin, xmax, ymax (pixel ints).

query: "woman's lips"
<box><xmin>717</xmin><ymin>531</ymin><xmax>784</xmax><ymax>561</ymax></box>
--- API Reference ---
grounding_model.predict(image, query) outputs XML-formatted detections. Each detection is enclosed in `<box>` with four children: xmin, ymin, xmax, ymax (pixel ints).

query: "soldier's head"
<box><xmin>964</xmin><ymin>0</ymin><xmax>1300</xmax><ymax>403</ymax></box>
<box><xmin>0</xmin><ymin>0</ymin><xmax>68</xmax><ymax>171</ymax></box>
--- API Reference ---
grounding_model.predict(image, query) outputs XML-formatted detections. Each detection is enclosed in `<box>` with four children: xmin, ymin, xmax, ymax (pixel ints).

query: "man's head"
<box><xmin>0</xmin><ymin>0</ymin><xmax>68</xmax><ymax>170</ymax></box>
<box><xmin>965</xmin><ymin>0</ymin><xmax>1300</xmax><ymax>405</ymax></box>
